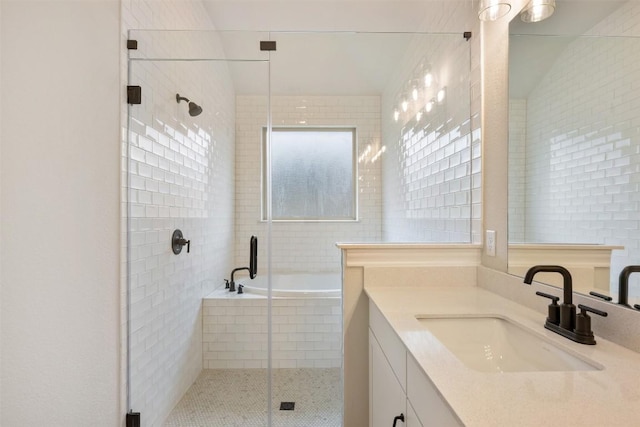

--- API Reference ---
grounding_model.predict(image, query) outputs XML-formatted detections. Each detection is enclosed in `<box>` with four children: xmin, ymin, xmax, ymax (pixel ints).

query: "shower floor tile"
<box><xmin>163</xmin><ymin>368</ymin><xmax>342</xmax><ymax>427</ymax></box>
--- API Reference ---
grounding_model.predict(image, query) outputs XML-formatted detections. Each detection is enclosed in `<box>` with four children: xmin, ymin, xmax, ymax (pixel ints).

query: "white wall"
<box><xmin>235</xmin><ymin>95</ymin><xmax>382</xmax><ymax>273</ymax></box>
<box><xmin>122</xmin><ymin>2</ymin><xmax>236</xmax><ymax>425</ymax></box>
<box><xmin>0</xmin><ymin>1</ymin><xmax>121</xmax><ymax>425</ymax></box>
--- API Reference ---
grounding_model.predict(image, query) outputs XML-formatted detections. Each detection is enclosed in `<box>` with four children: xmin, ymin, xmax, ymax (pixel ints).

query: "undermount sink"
<box><xmin>415</xmin><ymin>315</ymin><xmax>602</xmax><ymax>373</ymax></box>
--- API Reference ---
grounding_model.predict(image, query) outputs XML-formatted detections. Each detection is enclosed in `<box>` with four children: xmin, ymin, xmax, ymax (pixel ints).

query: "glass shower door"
<box><xmin>126</xmin><ymin>30</ymin><xmax>272</xmax><ymax>426</ymax></box>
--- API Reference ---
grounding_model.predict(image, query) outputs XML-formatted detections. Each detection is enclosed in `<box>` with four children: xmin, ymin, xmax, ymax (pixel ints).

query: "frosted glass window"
<box><xmin>264</xmin><ymin>128</ymin><xmax>356</xmax><ymax>220</ymax></box>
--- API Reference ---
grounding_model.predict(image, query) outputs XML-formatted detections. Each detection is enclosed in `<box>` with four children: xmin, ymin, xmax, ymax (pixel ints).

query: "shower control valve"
<box><xmin>171</xmin><ymin>229</ymin><xmax>190</xmax><ymax>254</ymax></box>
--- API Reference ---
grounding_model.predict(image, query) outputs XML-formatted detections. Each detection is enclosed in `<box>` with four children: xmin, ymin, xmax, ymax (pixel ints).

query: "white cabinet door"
<box><xmin>371</xmin><ymin>330</ymin><xmax>406</xmax><ymax>427</ymax></box>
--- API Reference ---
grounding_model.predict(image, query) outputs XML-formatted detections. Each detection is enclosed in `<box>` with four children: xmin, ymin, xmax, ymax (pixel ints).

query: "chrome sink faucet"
<box><xmin>524</xmin><ymin>265</ymin><xmax>607</xmax><ymax>345</ymax></box>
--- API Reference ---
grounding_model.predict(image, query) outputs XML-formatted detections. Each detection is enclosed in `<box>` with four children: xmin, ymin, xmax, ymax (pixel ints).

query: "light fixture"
<box><xmin>393</xmin><ymin>109</ymin><xmax>400</xmax><ymax>122</ymax></box>
<box><xmin>437</xmin><ymin>88</ymin><xmax>446</xmax><ymax>103</ymax></box>
<box><xmin>426</xmin><ymin>100</ymin><xmax>434</xmax><ymax>113</ymax></box>
<box><xmin>416</xmin><ymin>111</ymin><xmax>422</xmax><ymax>121</ymax></box>
<box><xmin>412</xmin><ymin>87</ymin><xmax>419</xmax><ymax>101</ymax></box>
<box><xmin>478</xmin><ymin>0</ymin><xmax>511</xmax><ymax>21</ymax></box>
<box><xmin>520</xmin><ymin>0</ymin><xmax>555</xmax><ymax>23</ymax></box>
<box><xmin>401</xmin><ymin>100</ymin><xmax>409</xmax><ymax>112</ymax></box>
<box><xmin>424</xmin><ymin>72</ymin><xmax>433</xmax><ymax>88</ymax></box>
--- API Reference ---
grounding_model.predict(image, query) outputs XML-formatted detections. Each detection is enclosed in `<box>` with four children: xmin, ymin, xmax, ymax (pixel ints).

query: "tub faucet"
<box><xmin>228</xmin><ymin>267</ymin><xmax>250</xmax><ymax>293</ymax></box>
<box><xmin>226</xmin><ymin>235</ymin><xmax>258</xmax><ymax>293</ymax></box>
<box><xmin>618</xmin><ymin>265</ymin><xmax>640</xmax><ymax>307</ymax></box>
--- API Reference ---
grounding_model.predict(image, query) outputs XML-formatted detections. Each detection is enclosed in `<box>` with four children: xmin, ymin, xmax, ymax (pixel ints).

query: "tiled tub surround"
<box><xmin>203</xmin><ymin>290</ymin><xmax>341</xmax><ymax>369</ymax></box>
<box><xmin>366</xmin><ymin>285</ymin><xmax>640</xmax><ymax>426</ymax></box>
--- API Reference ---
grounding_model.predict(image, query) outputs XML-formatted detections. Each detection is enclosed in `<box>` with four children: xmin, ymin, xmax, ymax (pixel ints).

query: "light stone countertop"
<box><xmin>366</xmin><ymin>286</ymin><xmax>640</xmax><ymax>427</ymax></box>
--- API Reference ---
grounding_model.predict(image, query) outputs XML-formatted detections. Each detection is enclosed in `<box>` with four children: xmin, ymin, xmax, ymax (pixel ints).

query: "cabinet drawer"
<box><xmin>369</xmin><ymin>301</ymin><xmax>406</xmax><ymax>392</ymax></box>
<box><xmin>407</xmin><ymin>354</ymin><xmax>462</xmax><ymax>427</ymax></box>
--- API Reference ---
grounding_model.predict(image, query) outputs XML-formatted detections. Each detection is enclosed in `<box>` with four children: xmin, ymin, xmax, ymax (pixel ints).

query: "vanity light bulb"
<box><xmin>416</xmin><ymin>111</ymin><xmax>422</xmax><ymax>121</ymax></box>
<box><xmin>437</xmin><ymin>89</ymin><xmax>446</xmax><ymax>103</ymax></box>
<box><xmin>478</xmin><ymin>0</ymin><xmax>511</xmax><ymax>21</ymax></box>
<box><xmin>426</xmin><ymin>101</ymin><xmax>434</xmax><ymax>113</ymax></box>
<box><xmin>401</xmin><ymin>100</ymin><xmax>408</xmax><ymax>112</ymax></box>
<box><xmin>412</xmin><ymin>88</ymin><xmax>419</xmax><ymax>101</ymax></box>
<box><xmin>424</xmin><ymin>73</ymin><xmax>433</xmax><ymax>88</ymax></box>
<box><xmin>393</xmin><ymin>109</ymin><xmax>400</xmax><ymax>122</ymax></box>
<box><xmin>520</xmin><ymin>0</ymin><xmax>555</xmax><ymax>23</ymax></box>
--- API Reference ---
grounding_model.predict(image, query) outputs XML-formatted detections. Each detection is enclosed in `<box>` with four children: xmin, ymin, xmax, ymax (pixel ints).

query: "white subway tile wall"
<box><xmin>515</xmin><ymin>2</ymin><xmax>640</xmax><ymax>289</ymax></box>
<box><xmin>381</xmin><ymin>30</ymin><xmax>481</xmax><ymax>243</ymax></box>
<box><xmin>203</xmin><ymin>292</ymin><xmax>341</xmax><ymax>369</ymax></box>
<box><xmin>508</xmin><ymin>99</ymin><xmax>527</xmax><ymax>242</ymax></box>
<box><xmin>122</xmin><ymin>3</ymin><xmax>237</xmax><ymax>424</ymax></box>
<box><xmin>234</xmin><ymin>96</ymin><xmax>382</xmax><ymax>273</ymax></box>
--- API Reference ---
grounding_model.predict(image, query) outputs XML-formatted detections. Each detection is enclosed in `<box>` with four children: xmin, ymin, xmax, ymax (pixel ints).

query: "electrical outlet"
<box><xmin>486</xmin><ymin>230</ymin><xmax>496</xmax><ymax>257</ymax></box>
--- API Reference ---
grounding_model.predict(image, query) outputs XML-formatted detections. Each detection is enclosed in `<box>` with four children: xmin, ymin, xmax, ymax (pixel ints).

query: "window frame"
<box><xmin>261</xmin><ymin>126</ymin><xmax>359</xmax><ymax>222</ymax></box>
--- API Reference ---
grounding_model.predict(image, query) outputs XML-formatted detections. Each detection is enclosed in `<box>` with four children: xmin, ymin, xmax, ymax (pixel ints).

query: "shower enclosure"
<box><xmin>125</xmin><ymin>29</ymin><xmax>474</xmax><ymax>426</ymax></box>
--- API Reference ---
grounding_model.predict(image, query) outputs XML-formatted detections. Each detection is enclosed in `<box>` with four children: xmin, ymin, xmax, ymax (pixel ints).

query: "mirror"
<box><xmin>507</xmin><ymin>0</ymin><xmax>640</xmax><ymax>307</ymax></box>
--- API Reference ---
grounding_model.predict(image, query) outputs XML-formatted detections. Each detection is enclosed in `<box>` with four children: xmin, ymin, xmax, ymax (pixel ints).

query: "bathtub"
<box><xmin>238</xmin><ymin>273</ymin><xmax>341</xmax><ymax>298</ymax></box>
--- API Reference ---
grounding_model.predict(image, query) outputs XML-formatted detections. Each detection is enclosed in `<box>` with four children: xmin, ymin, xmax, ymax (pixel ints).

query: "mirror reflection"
<box><xmin>507</xmin><ymin>0</ymin><xmax>640</xmax><ymax>307</ymax></box>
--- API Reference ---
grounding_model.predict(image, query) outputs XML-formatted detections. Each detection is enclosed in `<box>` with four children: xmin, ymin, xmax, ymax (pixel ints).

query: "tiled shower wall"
<box><xmin>381</xmin><ymin>7</ymin><xmax>481</xmax><ymax>243</ymax></box>
<box><xmin>122</xmin><ymin>2</ymin><xmax>235</xmax><ymax>425</ymax></box>
<box><xmin>234</xmin><ymin>96</ymin><xmax>382</xmax><ymax>273</ymax></box>
<box><xmin>515</xmin><ymin>1</ymin><xmax>640</xmax><ymax>287</ymax></box>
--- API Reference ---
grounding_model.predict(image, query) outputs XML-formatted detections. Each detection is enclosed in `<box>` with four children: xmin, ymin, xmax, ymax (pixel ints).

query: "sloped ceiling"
<box><xmin>509</xmin><ymin>0</ymin><xmax>626</xmax><ymax>98</ymax></box>
<box><xmin>201</xmin><ymin>0</ymin><xmax>474</xmax><ymax>95</ymax></box>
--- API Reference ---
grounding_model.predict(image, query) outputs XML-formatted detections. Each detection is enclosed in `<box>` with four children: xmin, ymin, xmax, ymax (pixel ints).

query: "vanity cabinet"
<box><xmin>369</xmin><ymin>301</ymin><xmax>461</xmax><ymax>427</ymax></box>
<box><xmin>370</xmin><ymin>330</ymin><xmax>416</xmax><ymax>427</ymax></box>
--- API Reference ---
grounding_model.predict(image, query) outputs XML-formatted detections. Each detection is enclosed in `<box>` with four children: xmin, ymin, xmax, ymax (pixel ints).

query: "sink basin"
<box><xmin>415</xmin><ymin>315</ymin><xmax>602</xmax><ymax>373</ymax></box>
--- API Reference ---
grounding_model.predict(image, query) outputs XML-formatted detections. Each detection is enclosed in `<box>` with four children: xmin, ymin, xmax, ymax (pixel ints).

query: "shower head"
<box><xmin>176</xmin><ymin>93</ymin><xmax>203</xmax><ymax>117</ymax></box>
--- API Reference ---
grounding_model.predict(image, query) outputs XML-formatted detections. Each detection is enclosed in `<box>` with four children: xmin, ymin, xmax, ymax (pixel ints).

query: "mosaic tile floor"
<box><xmin>164</xmin><ymin>368</ymin><xmax>342</xmax><ymax>427</ymax></box>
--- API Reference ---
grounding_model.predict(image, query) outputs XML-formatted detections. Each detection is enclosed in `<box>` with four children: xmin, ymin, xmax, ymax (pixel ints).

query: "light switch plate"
<box><xmin>486</xmin><ymin>230</ymin><xmax>496</xmax><ymax>257</ymax></box>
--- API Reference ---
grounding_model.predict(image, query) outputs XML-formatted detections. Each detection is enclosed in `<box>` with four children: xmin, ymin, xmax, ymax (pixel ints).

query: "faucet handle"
<box><xmin>536</xmin><ymin>291</ymin><xmax>559</xmax><ymax>303</ymax></box>
<box><xmin>589</xmin><ymin>291</ymin><xmax>612</xmax><ymax>302</ymax></box>
<box><xmin>575</xmin><ymin>304</ymin><xmax>607</xmax><ymax>344</ymax></box>
<box><xmin>536</xmin><ymin>291</ymin><xmax>560</xmax><ymax>325</ymax></box>
<box><xmin>578</xmin><ymin>304</ymin><xmax>608</xmax><ymax>318</ymax></box>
